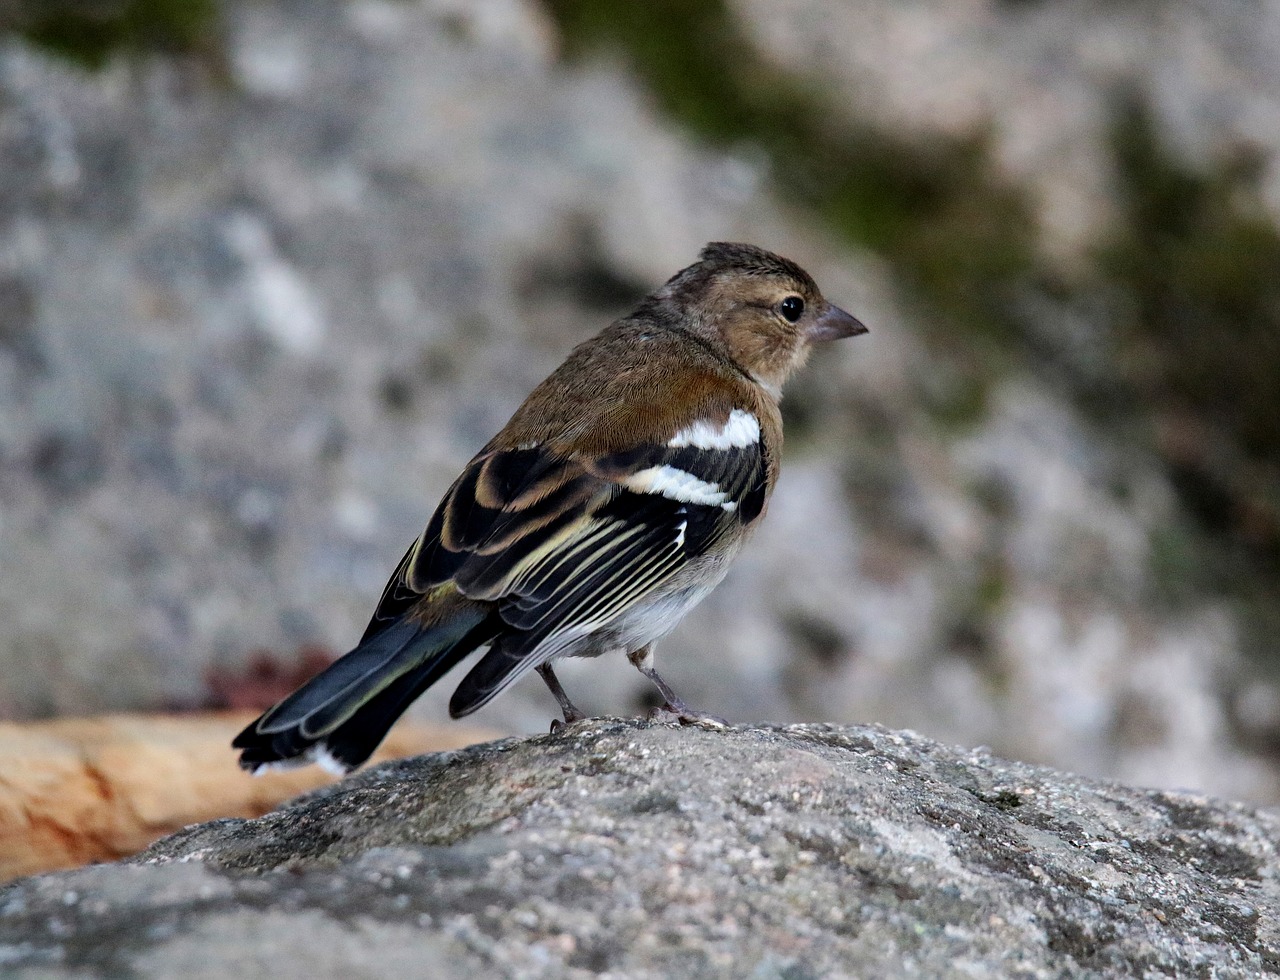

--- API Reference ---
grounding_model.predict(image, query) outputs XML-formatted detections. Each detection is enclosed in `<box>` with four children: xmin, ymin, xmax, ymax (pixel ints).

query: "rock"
<box><xmin>740</xmin><ymin>0</ymin><xmax>1280</xmax><ymax>261</ymax></box>
<box><xmin>2</xmin><ymin>721</ymin><xmax>1277</xmax><ymax>977</ymax></box>
<box><xmin>0</xmin><ymin>712</ymin><xmax>496</xmax><ymax>883</ymax></box>
<box><xmin>1</xmin><ymin>0</ymin><xmax>1276</xmax><ymax>805</ymax></box>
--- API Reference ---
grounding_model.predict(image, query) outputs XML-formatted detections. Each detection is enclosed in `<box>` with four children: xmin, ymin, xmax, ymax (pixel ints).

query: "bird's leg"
<box><xmin>627</xmin><ymin>645</ymin><xmax>727</xmax><ymax>728</ymax></box>
<box><xmin>536</xmin><ymin>662</ymin><xmax>587</xmax><ymax>732</ymax></box>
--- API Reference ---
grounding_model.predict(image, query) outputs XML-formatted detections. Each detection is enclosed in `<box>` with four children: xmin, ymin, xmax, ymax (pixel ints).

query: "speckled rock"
<box><xmin>3</xmin><ymin>721</ymin><xmax>1278</xmax><ymax>977</ymax></box>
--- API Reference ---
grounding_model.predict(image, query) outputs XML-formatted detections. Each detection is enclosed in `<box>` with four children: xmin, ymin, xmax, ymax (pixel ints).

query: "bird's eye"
<box><xmin>779</xmin><ymin>295</ymin><xmax>805</xmax><ymax>323</ymax></box>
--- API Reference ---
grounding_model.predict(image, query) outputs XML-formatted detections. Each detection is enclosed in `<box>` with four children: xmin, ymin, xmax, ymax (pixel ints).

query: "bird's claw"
<box><xmin>647</xmin><ymin>703</ymin><xmax>728</xmax><ymax>728</ymax></box>
<box><xmin>549</xmin><ymin>713</ymin><xmax>587</xmax><ymax>734</ymax></box>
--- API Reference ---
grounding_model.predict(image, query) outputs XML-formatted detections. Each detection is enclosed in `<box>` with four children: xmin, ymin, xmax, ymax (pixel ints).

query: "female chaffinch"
<box><xmin>235</xmin><ymin>242</ymin><xmax>866</xmax><ymax>773</ymax></box>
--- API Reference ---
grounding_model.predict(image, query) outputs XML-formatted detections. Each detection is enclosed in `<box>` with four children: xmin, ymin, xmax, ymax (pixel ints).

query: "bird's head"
<box><xmin>654</xmin><ymin>242</ymin><xmax>867</xmax><ymax>397</ymax></box>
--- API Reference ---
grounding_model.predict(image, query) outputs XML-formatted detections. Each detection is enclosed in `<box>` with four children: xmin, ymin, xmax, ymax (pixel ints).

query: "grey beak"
<box><xmin>806</xmin><ymin>304</ymin><xmax>869</xmax><ymax>342</ymax></box>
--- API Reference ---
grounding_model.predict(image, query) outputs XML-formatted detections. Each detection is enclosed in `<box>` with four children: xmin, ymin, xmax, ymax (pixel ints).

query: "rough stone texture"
<box><xmin>1</xmin><ymin>0</ymin><xmax>1277</xmax><ymax>803</ymax></box>
<box><xmin>2</xmin><ymin>721</ymin><xmax>1279</xmax><ymax>977</ymax></box>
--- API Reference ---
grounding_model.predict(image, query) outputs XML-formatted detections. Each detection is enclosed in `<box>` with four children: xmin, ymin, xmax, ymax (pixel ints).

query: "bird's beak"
<box><xmin>806</xmin><ymin>304</ymin><xmax>869</xmax><ymax>342</ymax></box>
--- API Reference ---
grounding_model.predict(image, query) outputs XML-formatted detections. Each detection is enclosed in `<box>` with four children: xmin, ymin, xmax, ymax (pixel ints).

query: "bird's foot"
<box><xmin>538</xmin><ymin>663</ymin><xmax>587</xmax><ymax>734</ymax></box>
<box><xmin>548</xmin><ymin>710</ymin><xmax>587</xmax><ymax>735</ymax></box>
<box><xmin>647</xmin><ymin>702</ymin><xmax>728</xmax><ymax>729</ymax></box>
<box><xmin>629</xmin><ymin>651</ymin><xmax>725</xmax><ymax>728</ymax></box>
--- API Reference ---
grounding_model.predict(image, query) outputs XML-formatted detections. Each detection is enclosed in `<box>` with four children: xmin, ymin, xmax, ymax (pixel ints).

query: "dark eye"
<box><xmin>779</xmin><ymin>295</ymin><xmax>805</xmax><ymax>323</ymax></box>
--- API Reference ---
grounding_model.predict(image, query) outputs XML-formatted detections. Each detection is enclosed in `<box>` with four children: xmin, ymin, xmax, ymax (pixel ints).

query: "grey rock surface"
<box><xmin>1</xmin><ymin>0</ymin><xmax>1278</xmax><ymax>803</ymax></box>
<box><xmin>3</xmin><ymin>721</ymin><xmax>1279</xmax><ymax>977</ymax></box>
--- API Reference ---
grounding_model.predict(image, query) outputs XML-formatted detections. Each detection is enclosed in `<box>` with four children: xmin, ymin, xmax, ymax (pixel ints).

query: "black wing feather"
<box><xmin>362</xmin><ymin>416</ymin><xmax>769</xmax><ymax>678</ymax></box>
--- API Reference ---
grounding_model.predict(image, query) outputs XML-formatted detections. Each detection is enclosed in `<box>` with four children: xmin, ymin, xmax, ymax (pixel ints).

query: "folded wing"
<box><xmin>359</xmin><ymin>409</ymin><xmax>770</xmax><ymax>713</ymax></box>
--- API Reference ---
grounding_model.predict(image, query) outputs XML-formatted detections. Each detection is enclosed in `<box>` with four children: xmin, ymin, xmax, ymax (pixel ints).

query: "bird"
<box><xmin>233</xmin><ymin>242</ymin><xmax>867</xmax><ymax>774</ymax></box>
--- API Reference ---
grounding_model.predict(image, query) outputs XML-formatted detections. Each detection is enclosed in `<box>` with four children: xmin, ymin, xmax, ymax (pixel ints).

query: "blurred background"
<box><xmin>1</xmin><ymin>0</ymin><xmax>1279</xmax><ymax>802</ymax></box>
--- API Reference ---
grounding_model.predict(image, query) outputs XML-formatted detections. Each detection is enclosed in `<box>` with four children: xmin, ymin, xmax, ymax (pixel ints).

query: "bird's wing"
<box><xmin>356</xmin><ymin>446</ymin><xmax>562</xmax><ymax>643</ymax></box>
<box><xmin>360</xmin><ymin>409</ymin><xmax>770</xmax><ymax>659</ymax></box>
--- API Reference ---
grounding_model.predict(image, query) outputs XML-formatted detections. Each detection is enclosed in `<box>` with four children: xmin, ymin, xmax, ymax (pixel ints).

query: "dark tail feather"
<box><xmin>295</xmin><ymin>654</ymin><xmax>468</xmax><ymax>771</ymax></box>
<box><xmin>448</xmin><ymin>636</ymin><xmax>542</xmax><ymax>719</ymax></box>
<box><xmin>234</xmin><ymin>610</ymin><xmax>496</xmax><ymax>773</ymax></box>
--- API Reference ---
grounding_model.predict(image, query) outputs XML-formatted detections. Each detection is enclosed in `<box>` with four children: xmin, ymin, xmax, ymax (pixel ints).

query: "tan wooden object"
<box><xmin>0</xmin><ymin>712</ymin><xmax>496</xmax><ymax>882</ymax></box>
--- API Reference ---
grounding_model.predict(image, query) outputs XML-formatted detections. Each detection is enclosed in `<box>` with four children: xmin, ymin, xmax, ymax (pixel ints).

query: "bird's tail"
<box><xmin>233</xmin><ymin>607</ymin><xmax>496</xmax><ymax>774</ymax></box>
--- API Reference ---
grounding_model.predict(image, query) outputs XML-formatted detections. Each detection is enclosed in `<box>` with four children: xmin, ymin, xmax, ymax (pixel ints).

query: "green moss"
<box><xmin>543</xmin><ymin>0</ymin><xmax>1038</xmax><ymax>346</ymax></box>
<box><xmin>1099</xmin><ymin>97</ymin><xmax>1280</xmax><ymax>595</ymax></box>
<box><xmin>940</xmin><ymin>554</ymin><xmax>1010</xmax><ymax>689</ymax></box>
<box><xmin>919</xmin><ymin>369</ymin><xmax>992</xmax><ymax>431</ymax></box>
<box><xmin>1101</xmin><ymin>97</ymin><xmax>1280</xmax><ymax>462</ymax></box>
<box><xmin>11</xmin><ymin>0</ymin><xmax>223</xmax><ymax>70</ymax></box>
<box><xmin>1146</xmin><ymin>524</ymin><xmax>1202</xmax><ymax>603</ymax></box>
